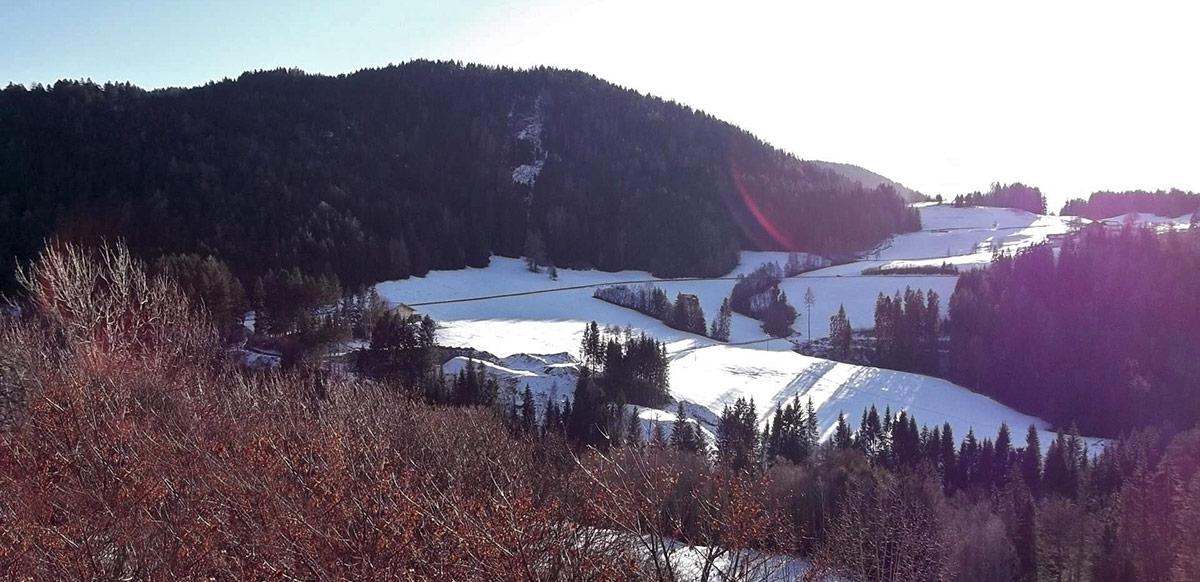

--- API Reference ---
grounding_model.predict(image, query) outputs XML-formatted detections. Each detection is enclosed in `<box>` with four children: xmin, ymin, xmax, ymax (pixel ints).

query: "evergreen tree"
<box><xmin>959</xmin><ymin>429</ymin><xmax>980</xmax><ymax>489</ymax></box>
<box><xmin>859</xmin><ymin>405</ymin><xmax>882</xmax><ymax>459</ymax></box>
<box><xmin>925</xmin><ymin>425</ymin><xmax>942</xmax><ymax>471</ymax></box>
<box><xmin>829</xmin><ymin>305</ymin><xmax>852</xmax><ymax>360</ymax></box>
<box><xmin>542</xmin><ymin>399</ymin><xmax>563</xmax><ymax>436</ymax></box>
<box><xmin>624</xmin><ymin>409</ymin><xmax>643</xmax><ymax>448</ymax></box>
<box><xmin>519</xmin><ymin>386</ymin><xmax>537</xmax><ymax>436</ymax></box>
<box><xmin>670</xmin><ymin>401</ymin><xmax>705</xmax><ymax>454</ymax></box>
<box><xmin>650</xmin><ymin>419</ymin><xmax>668</xmax><ymax>448</ymax></box>
<box><xmin>978</xmin><ymin>439</ymin><xmax>995</xmax><ymax>489</ymax></box>
<box><xmin>709</xmin><ymin>297</ymin><xmax>733</xmax><ymax>342</ymax></box>
<box><xmin>1022</xmin><ymin>425</ymin><xmax>1042</xmax><ymax>494</ymax></box>
<box><xmin>804</xmin><ymin>398</ymin><xmax>819</xmax><ymax>449</ymax></box>
<box><xmin>672</xmin><ymin>400</ymin><xmax>691</xmax><ymax>451</ymax></box>
<box><xmin>1009</xmin><ymin>478</ymin><xmax>1040</xmax><ymax>581</ymax></box>
<box><xmin>567</xmin><ymin>369</ymin><xmax>613</xmax><ymax>449</ymax></box>
<box><xmin>994</xmin><ymin>422</ymin><xmax>1013</xmax><ymax>486</ymax></box>
<box><xmin>1043</xmin><ymin>433</ymin><xmax>1074</xmax><ymax>498</ymax></box>
<box><xmin>716</xmin><ymin>397</ymin><xmax>759</xmax><ymax>472</ymax></box>
<box><xmin>833</xmin><ymin>412</ymin><xmax>853</xmax><ymax>449</ymax></box>
<box><xmin>580</xmin><ymin>321</ymin><xmax>603</xmax><ymax>370</ymax></box>
<box><xmin>940</xmin><ymin>423</ymin><xmax>957</xmax><ymax>492</ymax></box>
<box><xmin>669</xmin><ymin>293</ymin><xmax>707</xmax><ymax>336</ymax></box>
<box><xmin>153</xmin><ymin>253</ymin><xmax>246</xmax><ymax>328</ymax></box>
<box><xmin>761</xmin><ymin>290</ymin><xmax>798</xmax><ymax>338</ymax></box>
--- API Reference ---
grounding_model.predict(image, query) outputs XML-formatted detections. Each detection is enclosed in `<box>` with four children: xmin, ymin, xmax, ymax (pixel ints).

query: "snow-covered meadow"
<box><xmin>377</xmin><ymin>205</ymin><xmax>1098</xmax><ymax>448</ymax></box>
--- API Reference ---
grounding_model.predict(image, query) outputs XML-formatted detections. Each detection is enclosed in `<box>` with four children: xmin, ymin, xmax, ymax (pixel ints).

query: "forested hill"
<box><xmin>808</xmin><ymin>160</ymin><xmax>926</xmax><ymax>203</ymax></box>
<box><xmin>0</xmin><ymin>61</ymin><xmax>919</xmax><ymax>292</ymax></box>
<box><xmin>1060</xmin><ymin>189</ymin><xmax>1200</xmax><ymax>220</ymax></box>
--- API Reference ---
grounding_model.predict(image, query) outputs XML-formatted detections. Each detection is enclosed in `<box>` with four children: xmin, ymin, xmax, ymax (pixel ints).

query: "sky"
<box><xmin>3</xmin><ymin>0</ymin><xmax>1198</xmax><ymax>211</ymax></box>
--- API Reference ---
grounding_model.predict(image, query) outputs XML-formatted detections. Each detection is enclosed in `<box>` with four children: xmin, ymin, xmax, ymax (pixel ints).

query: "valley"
<box><xmin>377</xmin><ymin>204</ymin><xmax>1095</xmax><ymax>449</ymax></box>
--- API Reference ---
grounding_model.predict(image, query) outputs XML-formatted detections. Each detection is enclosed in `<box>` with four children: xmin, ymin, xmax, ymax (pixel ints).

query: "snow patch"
<box><xmin>511</xmin><ymin>96</ymin><xmax>547</xmax><ymax>187</ymax></box>
<box><xmin>1100</xmin><ymin>211</ymin><xmax>1194</xmax><ymax>231</ymax></box>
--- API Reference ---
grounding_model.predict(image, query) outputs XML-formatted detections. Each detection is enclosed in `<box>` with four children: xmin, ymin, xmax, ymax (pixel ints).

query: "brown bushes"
<box><xmin>0</xmin><ymin>243</ymin><xmax>636</xmax><ymax>579</ymax></box>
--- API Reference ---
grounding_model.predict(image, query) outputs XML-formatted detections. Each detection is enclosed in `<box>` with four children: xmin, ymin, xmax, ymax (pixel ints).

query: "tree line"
<box><xmin>948</xmin><ymin>225</ymin><xmax>1200</xmax><ymax>437</ymax></box>
<box><xmin>873</xmin><ymin>287</ymin><xmax>941</xmax><ymax>375</ymax></box>
<box><xmin>592</xmin><ymin>284</ymin><xmax>722</xmax><ymax>339</ymax></box>
<box><xmin>1060</xmin><ymin>188</ymin><xmax>1200</xmax><ymax>220</ymax></box>
<box><xmin>0</xmin><ymin>62</ymin><xmax>919</xmax><ymax>295</ymax></box>
<box><xmin>952</xmin><ymin>182</ymin><xmax>1047</xmax><ymax>215</ymax></box>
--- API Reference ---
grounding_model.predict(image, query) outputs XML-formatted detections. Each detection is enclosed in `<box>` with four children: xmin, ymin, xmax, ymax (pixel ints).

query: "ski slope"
<box><xmin>377</xmin><ymin>205</ymin><xmax>1098</xmax><ymax>448</ymax></box>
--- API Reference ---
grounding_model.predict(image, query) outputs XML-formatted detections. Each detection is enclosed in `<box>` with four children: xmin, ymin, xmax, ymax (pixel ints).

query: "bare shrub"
<box><xmin>0</xmin><ymin>243</ymin><xmax>634</xmax><ymax>579</ymax></box>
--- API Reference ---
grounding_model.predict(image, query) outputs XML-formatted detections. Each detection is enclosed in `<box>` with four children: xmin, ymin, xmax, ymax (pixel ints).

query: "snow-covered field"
<box><xmin>1099</xmin><ymin>211</ymin><xmax>1193</xmax><ymax>231</ymax></box>
<box><xmin>377</xmin><ymin>205</ymin><xmax>1099</xmax><ymax>448</ymax></box>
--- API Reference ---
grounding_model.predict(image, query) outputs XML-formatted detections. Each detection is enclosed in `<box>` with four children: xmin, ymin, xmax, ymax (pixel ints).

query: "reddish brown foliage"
<box><xmin>0</xmin><ymin>244</ymin><xmax>636</xmax><ymax>579</ymax></box>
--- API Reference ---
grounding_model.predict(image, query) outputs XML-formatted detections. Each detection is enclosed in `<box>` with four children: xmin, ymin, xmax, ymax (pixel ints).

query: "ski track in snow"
<box><xmin>377</xmin><ymin>205</ymin><xmax>1102</xmax><ymax>450</ymax></box>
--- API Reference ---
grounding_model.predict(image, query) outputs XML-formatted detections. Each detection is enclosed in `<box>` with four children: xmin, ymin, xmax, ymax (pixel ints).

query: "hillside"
<box><xmin>809</xmin><ymin>160</ymin><xmax>926</xmax><ymax>203</ymax></box>
<box><xmin>0</xmin><ymin>61</ymin><xmax>919</xmax><ymax>293</ymax></box>
<box><xmin>375</xmin><ymin>205</ymin><xmax>1094</xmax><ymax>450</ymax></box>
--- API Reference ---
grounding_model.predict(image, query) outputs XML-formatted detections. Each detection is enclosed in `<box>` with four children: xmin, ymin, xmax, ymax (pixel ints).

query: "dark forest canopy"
<box><xmin>1060</xmin><ymin>188</ymin><xmax>1200</xmax><ymax>220</ymax></box>
<box><xmin>0</xmin><ymin>61</ymin><xmax>919</xmax><ymax>293</ymax></box>
<box><xmin>952</xmin><ymin>182</ymin><xmax>1047</xmax><ymax>215</ymax></box>
<box><xmin>948</xmin><ymin>226</ymin><xmax>1200</xmax><ymax>437</ymax></box>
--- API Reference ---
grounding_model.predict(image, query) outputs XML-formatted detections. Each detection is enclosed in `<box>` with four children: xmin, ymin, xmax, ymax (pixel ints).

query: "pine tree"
<box><xmin>925</xmin><ymin>425</ymin><xmax>942</xmax><ymax>471</ymax></box>
<box><xmin>1010</xmin><ymin>478</ymin><xmax>1039</xmax><ymax>581</ymax></box>
<box><xmin>805</xmin><ymin>398</ymin><xmax>819</xmax><ymax>449</ymax></box>
<box><xmin>762</xmin><ymin>290</ymin><xmax>797</xmax><ymax>338</ymax></box>
<box><xmin>580</xmin><ymin>321</ymin><xmax>602</xmax><ymax>370</ymax></box>
<box><xmin>519</xmin><ymin>386</ymin><xmax>537</xmax><ymax>436</ymax></box>
<box><xmin>716</xmin><ymin>397</ymin><xmax>758</xmax><ymax>471</ymax></box>
<box><xmin>624</xmin><ymin>409</ymin><xmax>643</xmax><ymax>447</ymax></box>
<box><xmin>670</xmin><ymin>401</ymin><xmax>693</xmax><ymax>451</ymax></box>
<box><xmin>767</xmin><ymin>407</ymin><xmax>784</xmax><ymax>460</ymax></box>
<box><xmin>829</xmin><ymin>304</ymin><xmax>852</xmax><ymax>360</ymax></box>
<box><xmin>671</xmin><ymin>401</ymin><xmax>709</xmax><ymax>456</ymax></box>
<box><xmin>1022</xmin><ymin>425</ymin><xmax>1042</xmax><ymax>494</ymax></box>
<box><xmin>567</xmin><ymin>370</ymin><xmax>611</xmax><ymax>449</ymax></box>
<box><xmin>834</xmin><ymin>412</ymin><xmax>853</xmax><ymax>449</ymax></box>
<box><xmin>650</xmin><ymin>419</ymin><xmax>668</xmax><ymax>448</ymax></box>
<box><xmin>709</xmin><ymin>297</ymin><xmax>733</xmax><ymax>342</ymax></box>
<box><xmin>978</xmin><ymin>439</ymin><xmax>995</xmax><ymax>489</ymax></box>
<box><xmin>1043</xmin><ymin>433</ymin><xmax>1072</xmax><ymax>498</ymax></box>
<box><xmin>543</xmin><ymin>399</ymin><xmax>562</xmax><ymax>436</ymax></box>
<box><xmin>940</xmin><ymin>423</ymin><xmax>957</xmax><ymax>492</ymax></box>
<box><xmin>860</xmin><ymin>405</ymin><xmax>882</xmax><ymax>459</ymax></box>
<box><xmin>959</xmin><ymin>429</ymin><xmax>980</xmax><ymax>488</ymax></box>
<box><xmin>994</xmin><ymin>422</ymin><xmax>1013</xmax><ymax>487</ymax></box>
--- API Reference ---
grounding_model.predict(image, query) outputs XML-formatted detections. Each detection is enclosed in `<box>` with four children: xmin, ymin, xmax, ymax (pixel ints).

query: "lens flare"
<box><xmin>729</xmin><ymin>156</ymin><xmax>799</xmax><ymax>251</ymax></box>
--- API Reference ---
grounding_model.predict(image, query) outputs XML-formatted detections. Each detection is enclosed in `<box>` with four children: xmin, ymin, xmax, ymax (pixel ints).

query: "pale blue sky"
<box><xmin>1</xmin><ymin>0</ymin><xmax>496</xmax><ymax>88</ymax></box>
<box><xmin>3</xmin><ymin>0</ymin><xmax>1198</xmax><ymax>209</ymax></box>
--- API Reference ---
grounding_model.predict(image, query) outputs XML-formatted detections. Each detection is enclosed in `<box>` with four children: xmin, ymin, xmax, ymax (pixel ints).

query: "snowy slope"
<box><xmin>377</xmin><ymin>204</ymin><xmax>1097</xmax><ymax>448</ymax></box>
<box><xmin>669</xmin><ymin>345</ymin><xmax>1053</xmax><ymax>444</ymax></box>
<box><xmin>1100</xmin><ymin>211</ymin><xmax>1193</xmax><ymax>231</ymax></box>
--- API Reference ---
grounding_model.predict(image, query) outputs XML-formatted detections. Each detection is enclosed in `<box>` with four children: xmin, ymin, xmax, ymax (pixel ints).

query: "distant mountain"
<box><xmin>808</xmin><ymin>161</ymin><xmax>927</xmax><ymax>203</ymax></box>
<box><xmin>0</xmin><ymin>61</ymin><xmax>919</xmax><ymax>292</ymax></box>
